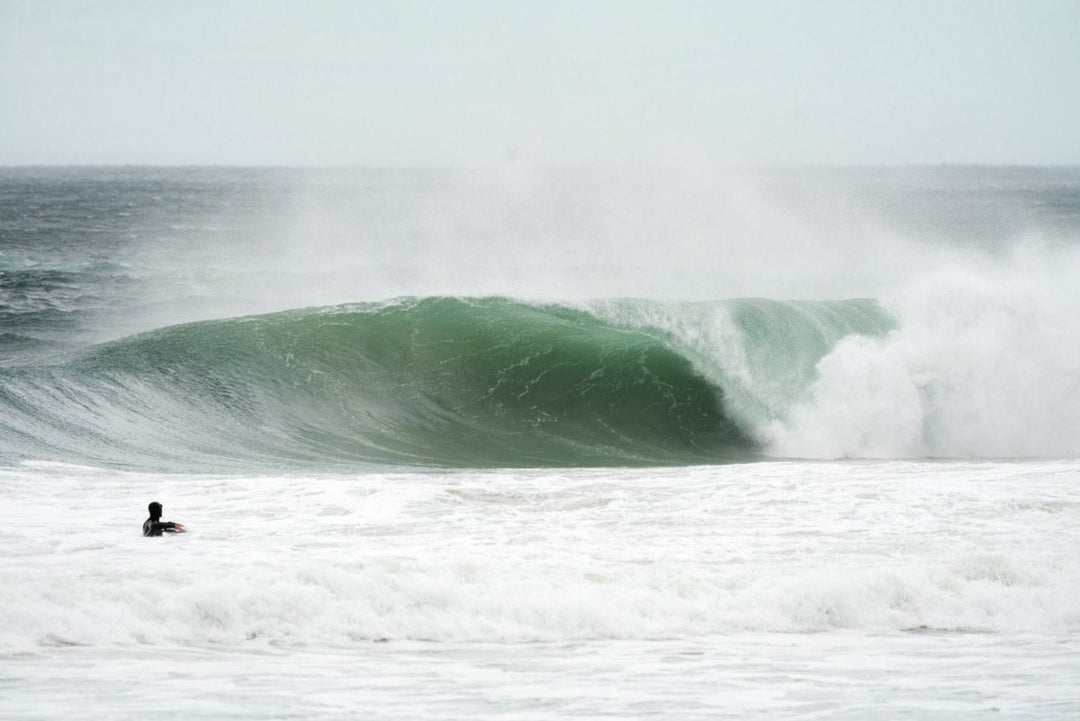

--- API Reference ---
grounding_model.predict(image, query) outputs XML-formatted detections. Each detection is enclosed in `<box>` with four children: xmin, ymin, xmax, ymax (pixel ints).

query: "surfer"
<box><xmin>142</xmin><ymin>501</ymin><xmax>186</xmax><ymax>537</ymax></box>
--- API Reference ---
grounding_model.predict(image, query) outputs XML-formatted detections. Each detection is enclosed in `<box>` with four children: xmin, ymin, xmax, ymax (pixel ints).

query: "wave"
<box><xmin>5</xmin><ymin>273</ymin><xmax>1075</xmax><ymax>470</ymax></box>
<box><xmin>6</xmin><ymin>539</ymin><xmax>1072</xmax><ymax>649</ymax></box>
<box><xmin>0</xmin><ymin>296</ymin><xmax>890</xmax><ymax>470</ymax></box>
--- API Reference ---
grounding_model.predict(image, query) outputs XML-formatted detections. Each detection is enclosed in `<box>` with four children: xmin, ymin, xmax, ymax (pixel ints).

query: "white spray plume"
<box><xmin>766</xmin><ymin>243</ymin><xmax>1080</xmax><ymax>458</ymax></box>
<box><xmin>189</xmin><ymin>162</ymin><xmax>975</xmax><ymax>316</ymax></box>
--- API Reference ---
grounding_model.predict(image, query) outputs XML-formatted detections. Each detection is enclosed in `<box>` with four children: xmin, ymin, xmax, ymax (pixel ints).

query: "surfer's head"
<box><xmin>148</xmin><ymin>501</ymin><xmax>162</xmax><ymax>520</ymax></box>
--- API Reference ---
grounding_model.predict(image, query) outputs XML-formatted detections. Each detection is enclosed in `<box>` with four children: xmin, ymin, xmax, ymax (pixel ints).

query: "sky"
<box><xmin>1</xmin><ymin>0</ymin><xmax>1078</xmax><ymax>166</ymax></box>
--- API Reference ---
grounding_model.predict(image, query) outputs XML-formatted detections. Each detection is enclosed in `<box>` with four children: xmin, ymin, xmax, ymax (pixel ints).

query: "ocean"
<box><xmin>1</xmin><ymin>165</ymin><xmax>1078</xmax><ymax>719</ymax></box>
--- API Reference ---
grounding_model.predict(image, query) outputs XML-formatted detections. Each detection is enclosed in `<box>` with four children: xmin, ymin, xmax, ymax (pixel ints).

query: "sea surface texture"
<box><xmin>1</xmin><ymin>166</ymin><xmax>1078</xmax><ymax>719</ymax></box>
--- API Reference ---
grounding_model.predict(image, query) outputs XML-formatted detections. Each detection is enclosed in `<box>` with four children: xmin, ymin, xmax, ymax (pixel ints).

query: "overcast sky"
<box><xmin>1</xmin><ymin>0</ymin><xmax>1078</xmax><ymax>166</ymax></box>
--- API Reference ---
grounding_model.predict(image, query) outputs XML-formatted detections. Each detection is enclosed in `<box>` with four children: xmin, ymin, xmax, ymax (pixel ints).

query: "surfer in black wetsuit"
<box><xmin>143</xmin><ymin>501</ymin><xmax>186</xmax><ymax>537</ymax></box>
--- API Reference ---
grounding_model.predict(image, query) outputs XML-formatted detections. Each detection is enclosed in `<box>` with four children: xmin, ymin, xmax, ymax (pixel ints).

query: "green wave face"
<box><xmin>1</xmin><ymin>299</ymin><xmax>749</xmax><ymax>469</ymax></box>
<box><xmin>0</xmin><ymin>297</ymin><xmax>892</xmax><ymax>471</ymax></box>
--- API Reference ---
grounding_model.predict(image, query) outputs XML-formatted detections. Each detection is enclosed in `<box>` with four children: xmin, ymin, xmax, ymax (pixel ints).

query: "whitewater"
<box><xmin>1</xmin><ymin>165</ymin><xmax>1079</xmax><ymax>719</ymax></box>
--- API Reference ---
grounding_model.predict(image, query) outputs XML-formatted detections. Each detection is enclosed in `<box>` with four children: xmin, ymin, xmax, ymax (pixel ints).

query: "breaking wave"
<box><xmin>0</xmin><ymin>296</ymin><xmax>888</xmax><ymax>470</ymax></box>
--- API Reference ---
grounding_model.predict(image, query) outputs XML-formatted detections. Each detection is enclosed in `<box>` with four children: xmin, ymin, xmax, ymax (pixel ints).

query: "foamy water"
<box><xmin>3</xmin><ymin>460</ymin><xmax>1078</xmax><ymax>718</ymax></box>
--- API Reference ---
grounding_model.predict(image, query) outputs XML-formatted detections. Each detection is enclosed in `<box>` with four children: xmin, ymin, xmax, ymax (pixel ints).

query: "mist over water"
<box><xmin>139</xmin><ymin>164</ymin><xmax>969</xmax><ymax>311</ymax></box>
<box><xmin>2</xmin><ymin>165</ymin><xmax>1079</xmax><ymax>465</ymax></box>
<box><xmin>130</xmin><ymin>165</ymin><xmax>1080</xmax><ymax>461</ymax></box>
